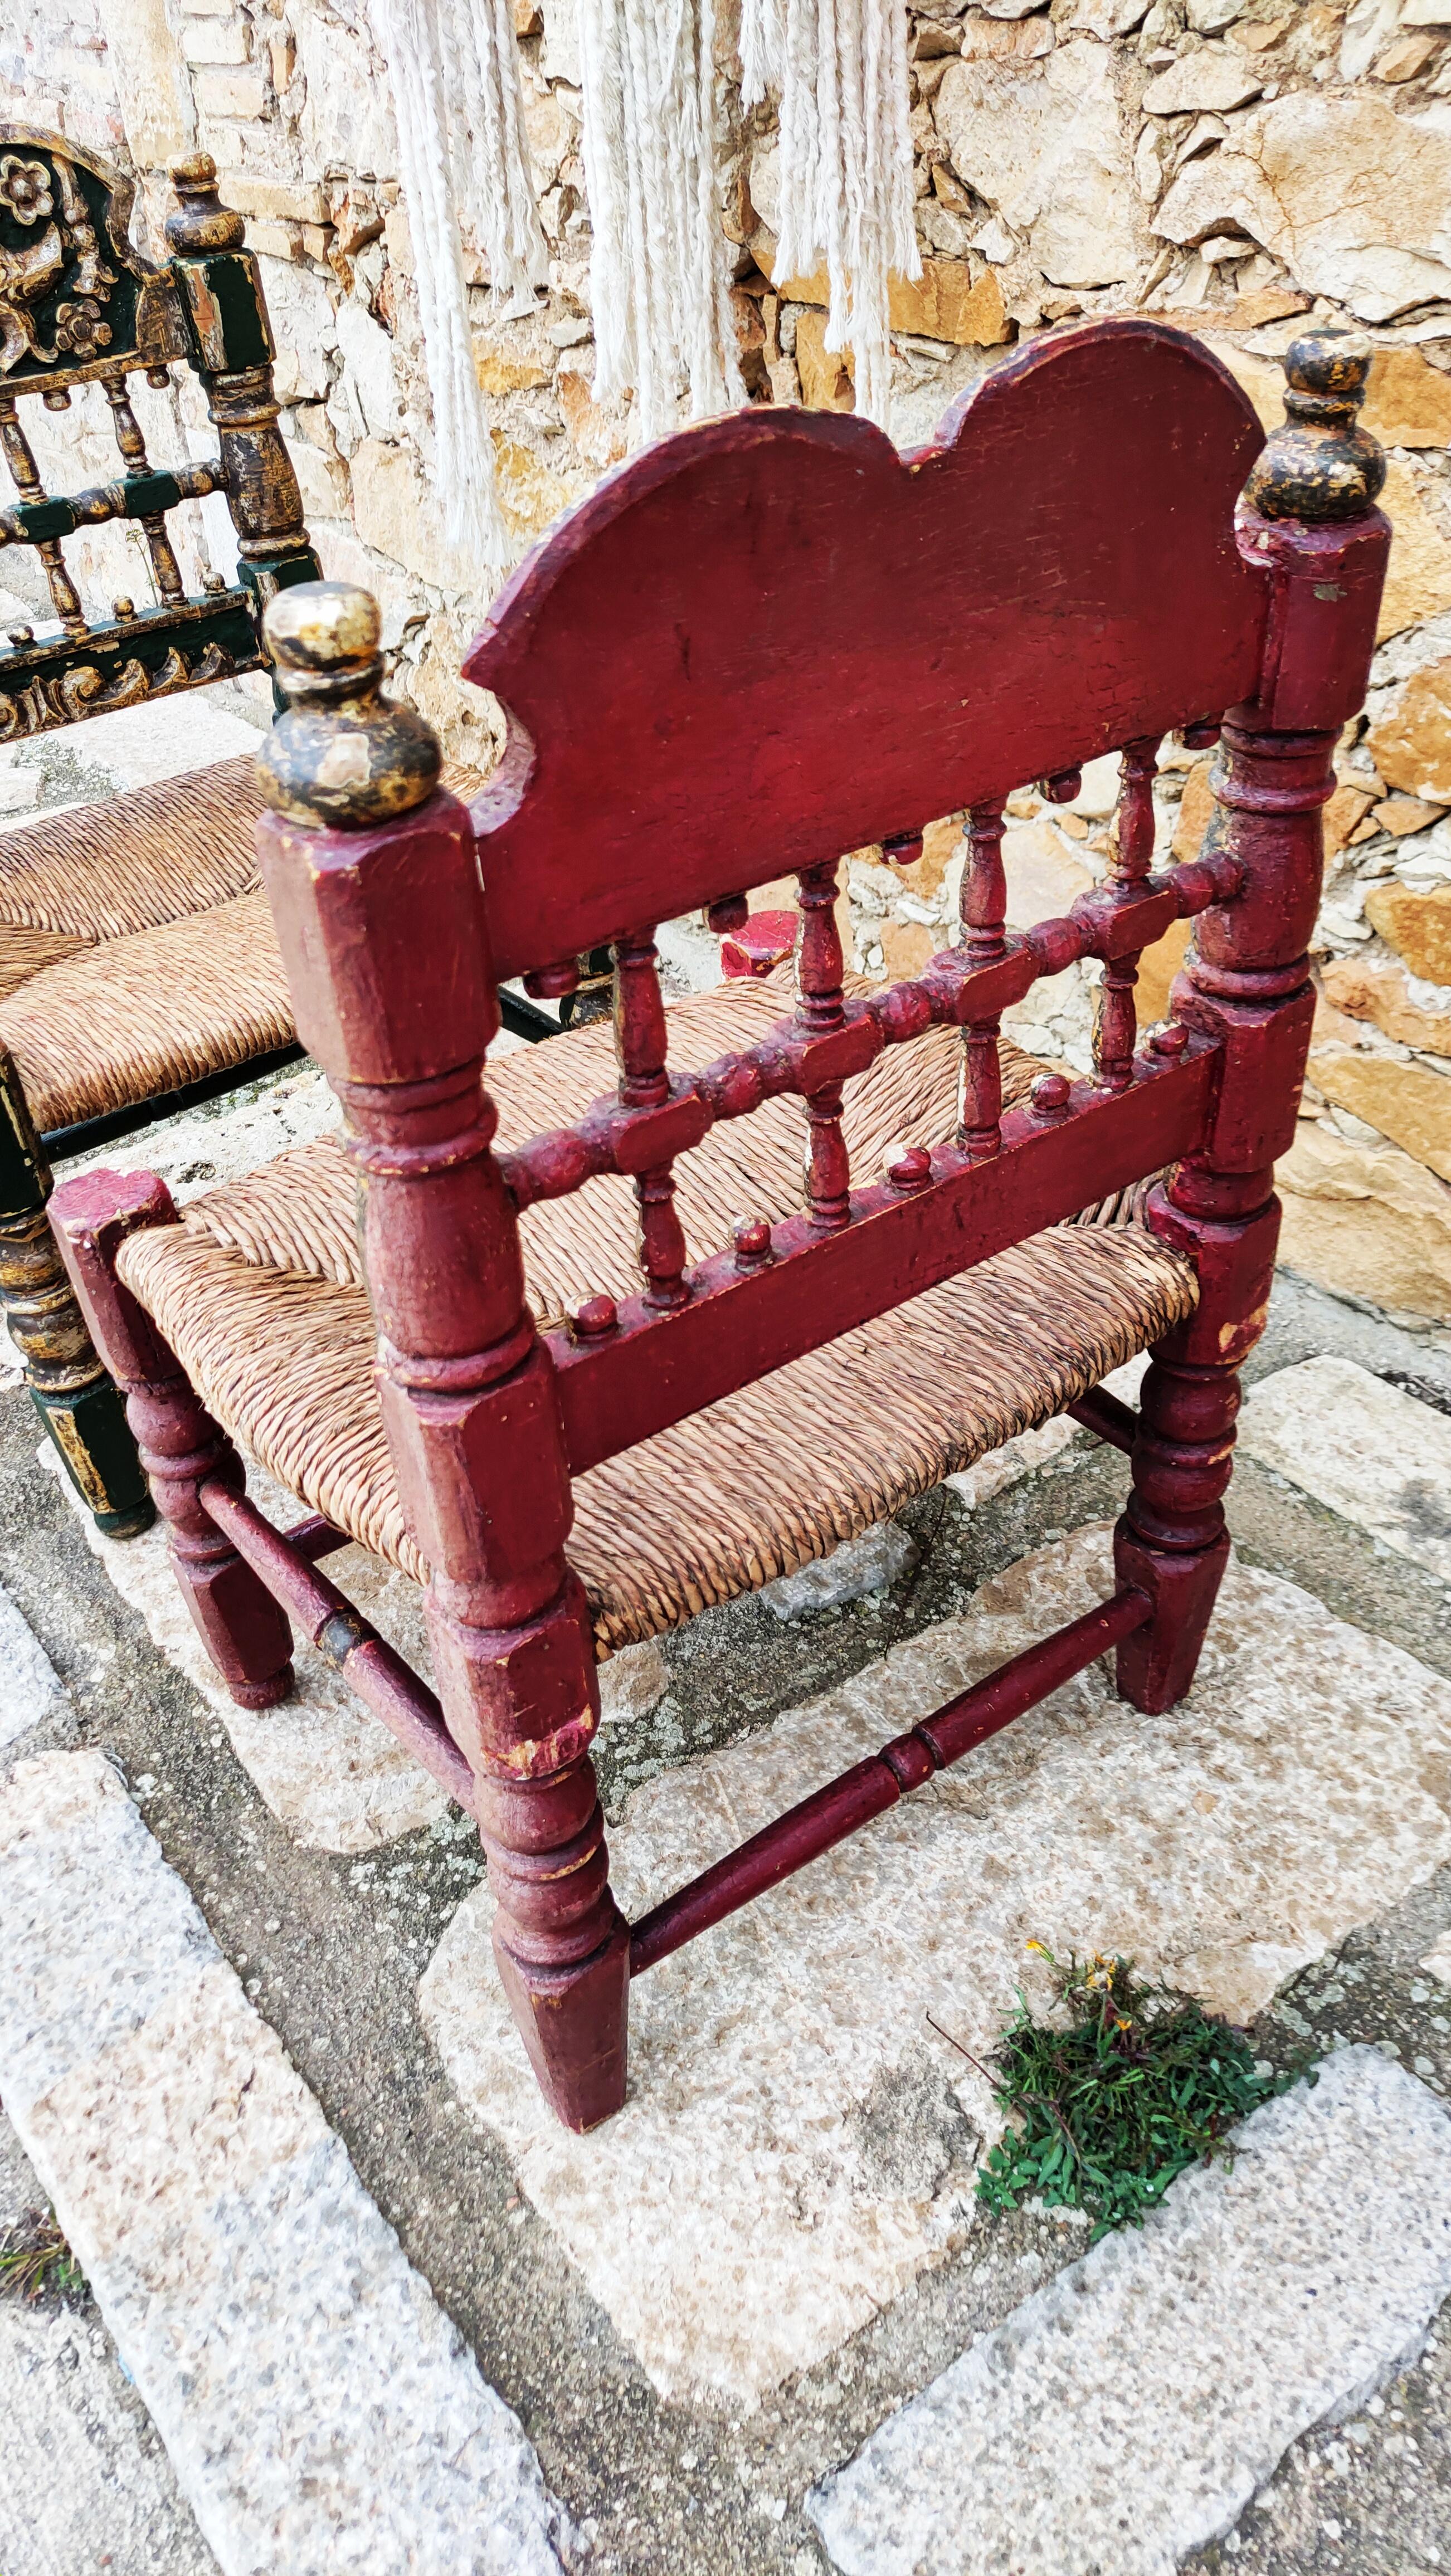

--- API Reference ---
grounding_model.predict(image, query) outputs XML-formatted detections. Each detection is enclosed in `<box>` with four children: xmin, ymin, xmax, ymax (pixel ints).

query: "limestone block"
<box><xmin>760</xmin><ymin>1522</ymin><xmax>918</xmax><ymax>1618</ymax></box>
<box><xmin>473</xmin><ymin>328</ymin><xmax>553</xmax><ymax>395</ymax></box>
<box><xmin>772</xmin><ymin>252</ymin><xmax>1009</xmax><ymax>349</ymax></box>
<box><xmin>1001</xmin><ymin>819</ymin><xmax>1094</xmax><ymax>926</ymax></box>
<box><xmin>225</xmin><ymin>174</ymin><xmax>332</xmax><ymax>227</ymax></box>
<box><xmin>1376</xmin><ymin>458</ymin><xmax>1451</xmax><ymax>644</ymax></box>
<box><xmin>541</xmin><ymin>0</ymin><xmax>582</xmax><ymax>84</ymax></box>
<box><xmin>294</xmin><ymin>7</ymin><xmax>397</xmax><ymax>182</ymax></box>
<box><xmin>334</xmin><ymin>300</ymin><xmax>401</xmax><ymax>439</ymax></box>
<box><xmin>1134</xmin><ymin>915</ymin><xmax>1191</xmax><ymax>1024</ymax></box>
<box><xmin>422</xmin><ymin>1530</ymin><xmax>1451</xmax><ymax>2406</ymax></box>
<box><xmin>1277</xmin><ymin>1117</ymin><xmax>1451</xmax><ymax>1321</ymax></box>
<box><xmin>1141</xmin><ymin>48</ymin><xmax>1266</xmax><ymax>111</ymax></box>
<box><xmin>349</xmin><ymin>437</ymin><xmax>450</xmax><ymax>587</ymax></box>
<box><xmin>0</xmin><ymin>1579</ymin><xmax>61</xmax><ymax>1750</ymax></box>
<box><xmin>556</xmin><ymin>371</ymin><xmax>629</xmax><ymax>466</ymax></box>
<box><xmin>0</xmin><ymin>1753</ymin><xmax>576</xmax><ymax>2571</ymax></box>
<box><xmin>934</xmin><ymin>42</ymin><xmax>1138</xmax><ymax>289</ymax></box>
<box><xmin>1239</xmin><ymin>1355</ymin><xmax>1451</xmax><ymax>1580</ymax></box>
<box><xmin>1374</xmin><ymin>794</ymin><xmax>1448</xmax><ymax>837</ymax></box>
<box><xmin>1365</xmin><ymin>877</ymin><xmax>1451</xmax><ymax>982</ymax></box>
<box><xmin>191</xmin><ymin>64</ymin><xmax>269</xmax><ymax>119</ymax></box>
<box><xmin>1067</xmin><ymin>0</ymin><xmax>1150</xmax><ymax>30</ymax></box>
<box><xmin>1309</xmin><ymin>1046</ymin><xmax>1451</xmax><ymax>1182</ymax></box>
<box><xmin>181</xmin><ymin>14</ymin><xmax>250</xmax><ymax>66</ymax></box>
<box><xmin>1405</xmin><ymin>0</ymin><xmax>1451</xmax><ymax>19</ymax></box>
<box><xmin>796</xmin><ymin>307</ymin><xmax>856</xmax><ymax>410</ymax></box>
<box><xmin>1342</xmin><ymin>0</ymin><xmax>1406</xmax><ymax>80</ymax></box>
<box><xmin>255</xmin><ymin>255</ymin><xmax>336</xmax><ymax>404</ymax></box>
<box><xmin>959</xmin><ymin>13</ymin><xmax>1057</xmax><ymax>58</ymax></box>
<box><xmin>1172</xmin><ymin>755</ymin><xmax>1215</xmax><ymax>861</ymax></box>
<box><xmin>810</xmin><ymin>2050</ymin><xmax>1451</xmax><ymax>2576</ymax></box>
<box><xmin>878</xmin><ymin>917</ymin><xmax>941</xmax><ymax>980</ymax></box>
<box><xmin>1367</xmin><ymin>653</ymin><xmax>1451</xmax><ymax>804</ymax></box>
<box><xmin>1376</xmin><ymin>30</ymin><xmax>1443</xmax><ymax>76</ymax></box>
<box><xmin>492</xmin><ymin>435</ymin><xmax>585</xmax><ymax>536</ymax></box>
<box><xmin>1153</xmin><ymin>94</ymin><xmax>1451</xmax><ymax>321</ymax></box>
<box><xmin>94</xmin><ymin>0</ymin><xmax>194</xmax><ymax>169</ymax></box>
<box><xmin>1321</xmin><ymin>954</ymin><xmax>1451</xmax><ymax>1056</ymax></box>
<box><xmin>286</xmin><ymin>435</ymin><xmax>350</xmax><ymax>524</ymax></box>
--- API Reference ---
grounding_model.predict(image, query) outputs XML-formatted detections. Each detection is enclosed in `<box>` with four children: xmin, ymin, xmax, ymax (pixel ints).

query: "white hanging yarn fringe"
<box><xmin>738</xmin><ymin>0</ymin><xmax>918</xmax><ymax>427</ymax></box>
<box><xmin>369</xmin><ymin>0</ymin><xmax>547</xmax><ymax>586</ymax></box>
<box><xmin>580</xmin><ymin>0</ymin><xmax>744</xmax><ymax>445</ymax></box>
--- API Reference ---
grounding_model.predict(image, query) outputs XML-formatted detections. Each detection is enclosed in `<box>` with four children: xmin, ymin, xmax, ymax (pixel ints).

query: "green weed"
<box><xmin>0</xmin><ymin>2208</ymin><xmax>87</xmax><ymax>2307</ymax></box>
<box><xmin>973</xmin><ymin>1946</ymin><xmax>1304</xmax><ymax>2241</ymax></box>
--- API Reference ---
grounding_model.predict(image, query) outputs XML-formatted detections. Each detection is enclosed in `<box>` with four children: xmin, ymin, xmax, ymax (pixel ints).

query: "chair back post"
<box><xmin>1114</xmin><ymin>326</ymin><xmax>1390</xmax><ymax>1710</ymax></box>
<box><xmin>255</xmin><ymin>582</ymin><xmax>630</xmax><ymax>2133</ymax></box>
<box><xmin>164</xmin><ymin>155</ymin><xmax>320</xmax><ymax>638</ymax></box>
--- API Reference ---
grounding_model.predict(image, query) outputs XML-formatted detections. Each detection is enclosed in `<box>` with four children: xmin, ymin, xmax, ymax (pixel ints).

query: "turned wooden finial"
<box><xmin>256</xmin><ymin>580</ymin><xmax>442</xmax><ymax>830</ymax></box>
<box><xmin>1243</xmin><ymin>325</ymin><xmax>1385</xmax><ymax>525</ymax></box>
<box><xmin>165</xmin><ymin>153</ymin><xmax>245</xmax><ymax>253</ymax></box>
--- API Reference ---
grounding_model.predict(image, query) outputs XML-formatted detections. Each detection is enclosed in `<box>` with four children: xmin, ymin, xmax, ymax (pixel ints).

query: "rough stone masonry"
<box><xmin>4</xmin><ymin>0</ymin><xmax>1451</xmax><ymax>1326</ymax></box>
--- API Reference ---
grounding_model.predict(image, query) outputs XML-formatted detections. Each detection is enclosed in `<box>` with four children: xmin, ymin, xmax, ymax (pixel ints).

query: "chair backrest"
<box><xmin>464</xmin><ymin>320</ymin><xmax>1265</xmax><ymax>981</ymax></box>
<box><xmin>256</xmin><ymin>319</ymin><xmax>1389</xmax><ymax>1494</ymax></box>
<box><xmin>0</xmin><ymin>128</ymin><xmax>318</xmax><ymax>744</ymax></box>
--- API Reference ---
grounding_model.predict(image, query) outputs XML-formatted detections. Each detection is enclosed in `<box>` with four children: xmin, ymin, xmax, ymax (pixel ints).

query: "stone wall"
<box><xmin>4</xmin><ymin>0</ymin><xmax>1450</xmax><ymax>1320</ymax></box>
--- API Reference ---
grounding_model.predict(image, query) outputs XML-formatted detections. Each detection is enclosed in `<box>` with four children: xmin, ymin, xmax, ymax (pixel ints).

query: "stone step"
<box><xmin>421</xmin><ymin>1523</ymin><xmax>1451</xmax><ymax>2411</ymax></box>
<box><xmin>0</xmin><ymin>2106</ymin><xmax>218</xmax><ymax>2576</ymax></box>
<box><xmin>1238</xmin><ymin>1352</ymin><xmax>1451</xmax><ymax>1587</ymax></box>
<box><xmin>808</xmin><ymin>2045</ymin><xmax>1451</xmax><ymax>2576</ymax></box>
<box><xmin>0</xmin><ymin>1743</ymin><xmax>577</xmax><ymax>2576</ymax></box>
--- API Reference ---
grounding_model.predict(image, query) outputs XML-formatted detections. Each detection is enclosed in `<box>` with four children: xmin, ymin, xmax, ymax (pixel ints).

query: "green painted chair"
<box><xmin>0</xmin><ymin>130</ymin><xmax>320</xmax><ymax>1535</ymax></box>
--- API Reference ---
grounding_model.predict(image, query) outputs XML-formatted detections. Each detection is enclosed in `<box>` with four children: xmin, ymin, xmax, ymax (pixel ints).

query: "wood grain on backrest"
<box><xmin>464</xmin><ymin>319</ymin><xmax>1268</xmax><ymax>985</ymax></box>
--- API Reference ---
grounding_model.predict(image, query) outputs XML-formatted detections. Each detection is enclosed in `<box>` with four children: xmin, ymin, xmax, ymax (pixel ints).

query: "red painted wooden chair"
<box><xmin>51</xmin><ymin>320</ymin><xmax>1389</xmax><ymax>2133</ymax></box>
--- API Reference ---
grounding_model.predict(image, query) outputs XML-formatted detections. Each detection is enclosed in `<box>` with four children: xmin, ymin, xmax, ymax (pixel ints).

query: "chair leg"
<box><xmin>0</xmin><ymin>1050</ymin><xmax>153</xmax><ymax>1538</ymax></box>
<box><xmin>1113</xmin><ymin>1173</ymin><xmax>1278</xmax><ymax>1715</ymax></box>
<box><xmin>424</xmin><ymin>1564</ymin><xmax>631</xmax><ymax>2133</ymax></box>
<box><xmin>49</xmin><ymin>1167</ymin><xmax>295</xmax><ymax>1709</ymax></box>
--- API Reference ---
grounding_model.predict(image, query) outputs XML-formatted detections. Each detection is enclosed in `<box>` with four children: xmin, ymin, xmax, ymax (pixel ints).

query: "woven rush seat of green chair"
<box><xmin>0</xmin><ymin>752</ymin><xmax>488</xmax><ymax>1134</ymax></box>
<box><xmin>113</xmin><ymin>973</ymin><xmax>1199</xmax><ymax>1654</ymax></box>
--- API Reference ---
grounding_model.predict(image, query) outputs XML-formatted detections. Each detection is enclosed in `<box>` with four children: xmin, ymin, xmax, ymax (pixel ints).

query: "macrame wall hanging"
<box><xmin>578</xmin><ymin>0</ymin><xmax>743</xmax><ymax>442</ymax></box>
<box><xmin>367</xmin><ymin>0</ymin><xmax>548</xmax><ymax>585</ymax></box>
<box><xmin>739</xmin><ymin>0</ymin><xmax>919</xmax><ymax>427</ymax></box>
<box><xmin>367</xmin><ymin>0</ymin><xmax>917</xmax><ymax>586</ymax></box>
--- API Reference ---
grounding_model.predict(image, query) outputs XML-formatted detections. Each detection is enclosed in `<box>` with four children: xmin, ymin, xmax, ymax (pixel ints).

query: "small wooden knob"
<box><xmin>257</xmin><ymin>580</ymin><xmax>441</xmax><ymax>831</ymax></box>
<box><xmin>733</xmin><ymin>1216</ymin><xmax>773</xmax><ymax>1269</ymax></box>
<box><xmin>888</xmin><ymin>1145</ymin><xmax>933</xmax><ymax>1188</ymax></box>
<box><xmin>572</xmin><ymin>1295</ymin><xmax>619</xmax><ymax>1338</ymax></box>
<box><xmin>1148</xmin><ymin>1022</ymin><xmax>1189</xmax><ymax>1057</ymax></box>
<box><xmin>1039</xmin><ymin>768</ymin><xmax>1082</xmax><ymax>806</ymax></box>
<box><xmin>882</xmin><ymin>831</ymin><xmax>923</xmax><ymax>867</ymax></box>
<box><xmin>707</xmin><ymin>893</ymin><xmax>749</xmax><ymax>933</ymax></box>
<box><xmin>1030</xmin><ymin>1072</ymin><xmax>1072</xmax><ymax>1118</ymax></box>
<box><xmin>1179</xmin><ymin>718</ymin><xmax>1220</xmax><ymax>751</ymax></box>
<box><xmin>524</xmin><ymin>958</ymin><xmax>582</xmax><ymax>999</ymax></box>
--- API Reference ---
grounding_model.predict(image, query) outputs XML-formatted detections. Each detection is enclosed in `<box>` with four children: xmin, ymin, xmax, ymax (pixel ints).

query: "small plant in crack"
<box><xmin>972</xmin><ymin>1946</ymin><xmax>1306</xmax><ymax>2241</ymax></box>
<box><xmin>0</xmin><ymin>2208</ymin><xmax>87</xmax><ymax>2308</ymax></box>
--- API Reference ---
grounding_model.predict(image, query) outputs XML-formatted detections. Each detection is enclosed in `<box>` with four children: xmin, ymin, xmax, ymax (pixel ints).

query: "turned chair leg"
<box><xmin>50</xmin><ymin>1167</ymin><xmax>295</xmax><ymax>1709</ymax></box>
<box><xmin>1113</xmin><ymin>1172</ymin><xmax>1278</xmax><ymax>1714</ymax></box>
<box><xmin>0</xmin><ymin>1051</ymin><xmax>154</xmax><ymax>1538</ymax></box>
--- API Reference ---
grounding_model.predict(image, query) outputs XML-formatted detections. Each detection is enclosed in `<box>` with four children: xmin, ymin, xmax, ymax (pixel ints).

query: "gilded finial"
<box><xmin>256</xmin><ymin>582</ymin><xmax>442</xmax><ymax>830</ymax></box>
<box><xmin>1243</xmin><ymin>325</ymin><xmax>1385</xmax><ymax>525</ymax></box>
<box><xmin>165</xmin><ymin>153</ymin><xmax>246</xmax><ymax>253</ymax></box>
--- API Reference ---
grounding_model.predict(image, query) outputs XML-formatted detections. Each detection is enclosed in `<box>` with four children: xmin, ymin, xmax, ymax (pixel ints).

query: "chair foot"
<box><xmin>1112</xmin><ymin>1519</ymin><xmax>1230</xmax><ymax>1715</ymax></box>
<box><xmin>492</xmin><ymin>1919</ymin><xmax>631</xmax><ymax>2132</ymax></box>
<box><xmin>30</xmin><ymin>1373</ymin><xmax>157</xmax><ymax>1540</ymax></box>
